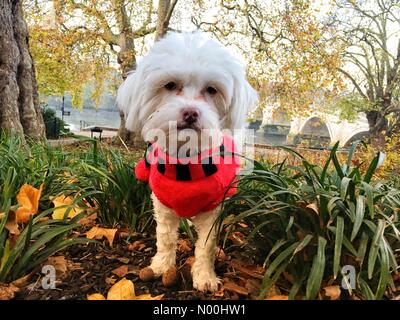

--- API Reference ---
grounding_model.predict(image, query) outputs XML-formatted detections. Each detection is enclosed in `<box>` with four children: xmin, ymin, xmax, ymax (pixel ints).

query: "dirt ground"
<box><xmin>15</xmin><ymin>229</ymin><xmax>264</xmax><ymax>300</ymax></box>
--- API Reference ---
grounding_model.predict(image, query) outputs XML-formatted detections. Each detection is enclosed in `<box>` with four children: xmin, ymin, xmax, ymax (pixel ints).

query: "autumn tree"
<box><xmin>332</xmin><ymin>0</ymin><xmax>400</xmax><ymax>145</ymax></box>
<box><xmin>193</xmin><ymin>0</ymin><xmax>345</xmax><ymax>119</ymax></box>
<box><xmin>0</xmin><ymin>0</ymin><xmax>45</xmax><ymax>138</ymax></box>
<box><xmin>26</xmin><ymin>0</ymin><xmax>177</xmax><ymax>142</ymax></box>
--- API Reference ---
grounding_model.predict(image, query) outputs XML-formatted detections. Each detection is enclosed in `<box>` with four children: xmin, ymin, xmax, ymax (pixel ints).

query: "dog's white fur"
<box><xmin>117</xmin><ymin>32</ymin><xmax>258</xmax><ymax>292</ymax></box>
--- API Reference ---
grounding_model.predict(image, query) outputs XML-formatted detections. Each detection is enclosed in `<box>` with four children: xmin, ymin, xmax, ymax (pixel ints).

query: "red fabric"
<box><xmin>134</xmin><ymin>134</ymin><xmax>240</xmax><ymax>218</ymax></box>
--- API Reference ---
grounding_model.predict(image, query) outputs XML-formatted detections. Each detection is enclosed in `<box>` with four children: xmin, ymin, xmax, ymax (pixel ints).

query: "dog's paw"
<box><xmin>150</xmin><ymin>256</ymin><xmax>176</xmax><ymax>277</ymax></box>
<box><xmin>192</xmin><ymin>270</ymin><xmax>221</xmax><ymax>292</ymax></box>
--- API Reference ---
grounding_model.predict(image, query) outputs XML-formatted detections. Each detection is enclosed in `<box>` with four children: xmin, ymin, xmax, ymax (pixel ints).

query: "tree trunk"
<box><xmin>0</xmin><ymin>0</ymin><xmax>45</xmax><ymax>138</ymax></box>
<box><xmin>117</xmin><ymin>0</ymin><xmax>176</xmax><ymax>145</ymax></box>
<box><xmin>117</xmin><ymin>35</ymin><xmax>140</xmax><ymax>145</ymax></box>
<box><xmin>366</xmin><ymin>110</ymin><xmax>388</xmax><ymax>148</ymax></box>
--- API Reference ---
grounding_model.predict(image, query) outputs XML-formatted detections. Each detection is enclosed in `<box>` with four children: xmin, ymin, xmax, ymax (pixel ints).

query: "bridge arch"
<box><xmin>344</xmin><ymin>130</ymin><xmax>370</xmax><ymax>147</ymax></box>
<box><xmin>294</xmin><ymin>116</ymin><xmax>332</xmax><ymax>147</ymax></box>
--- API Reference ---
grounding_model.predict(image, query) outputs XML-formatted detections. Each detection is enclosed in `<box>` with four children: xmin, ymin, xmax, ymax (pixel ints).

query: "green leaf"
<box><xmin>306</xmin><ymin>236</ymin><xmax>327</xmax><ymax>300</ymax></box>
<box><xmin>351</xmin><ymin>195</ymin><xmax>365</xmax><ymax>241</ymax></box>
<box><xmin>333</xmin><ymin>216</ymin><xmax>344</xmax><ymax>278</ymax></box>
<box><xmin>361</xmin><ymin>182</ymin><xmax>374</xmax><ymax>219</ymax></box>
<box><xmin>340</xmin><ymin>177</ymin><xmax>352</xmax><ymax>200</ymax></box>
<box><xmin>368</xmin><ymin>219</ymin><xmax>385</xmax><ymax>279</ymax></box>
<box><xmin>363</xmin><ymin>152</ymin><xmax>381</xmax><ymax>183</ymax></box>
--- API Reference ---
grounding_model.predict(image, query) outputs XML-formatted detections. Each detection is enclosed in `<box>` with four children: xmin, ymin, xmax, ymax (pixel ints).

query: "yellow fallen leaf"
<box><xmin>86</xmin><ymin>226</ymin><xmax>118</xmax><ymax>247</ymax></box>
<box><xmin>0</xmin><ymin>283</ymin><xmax>19</xmax><ymax>300</ymax></box>
<box><xmin>323</xmin><ymin>285</ymin><xmax>341</xmax><ymax>300</ymax></box>
<box><xmin>107</xmin><ymin>278</ymin><xmax>136</xmax><ymax>300</ymax></box>
<box><xmin>88</xmin><ymin>278</ymin><xmax>164</xmax><ymax>301</ymax></box>
<box><xmin>51</xmin><ymin>195</ymin><xmax>84</xmax><ymax>220</ymax></box>
<box><xmin>134</xmin><ymin>294</ymin><xmax>164</xmax><ymax>300</ymax></box>
<box><xmin>87</xmin><ymin>293</ymin><xmax>106</xmax><ymax>300</ymax></box>
<box><xmin>265</xmin><ymin>295</ymin><xmax>289</xmax><ymax>300</ymax></box>
<box><xmin>15</xmin><ymin>183</ymin><xmax>44</xmax><ymax>223</ymax></box>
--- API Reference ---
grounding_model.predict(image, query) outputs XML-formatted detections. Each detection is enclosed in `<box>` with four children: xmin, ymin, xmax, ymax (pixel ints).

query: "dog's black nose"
<box><xmin>182</xmin><ymin>108</ymin><xmax>199</xmax><ymax>125</ymax></box>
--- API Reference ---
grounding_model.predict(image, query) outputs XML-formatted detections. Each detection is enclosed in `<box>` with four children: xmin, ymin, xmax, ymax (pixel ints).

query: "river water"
<box><xmin>48</xmin><ymin>105</ymin><xmax>121</xmax><ymax>132</ymax></box>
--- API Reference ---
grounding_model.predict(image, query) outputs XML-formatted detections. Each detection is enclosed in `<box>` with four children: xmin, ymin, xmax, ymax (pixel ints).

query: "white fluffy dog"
<box><xmin>117</xmin><ymin>32</ymin><xmax>257</xmax><ymax>292</ymax></box>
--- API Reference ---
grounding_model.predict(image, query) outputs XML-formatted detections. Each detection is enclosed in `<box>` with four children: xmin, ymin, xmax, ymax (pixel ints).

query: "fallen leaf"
<box><xmin>0</xmin><ymin>212</ymin><xmax>4</xmax><ymax>219</ymax></box>
<box><xmin>107</xmin><ymin>278</ymin><xmax>136</xmax><ymax>300</ymax></box>
<box><xmin>4</xmin><ymin>212</ymin><xmax>20</xmax><ymax>236</ymax></box>
<box><xmin>0</xmin><ymin>283</ymin><xmax>19</xmax><ymax>300</ymax></box>
<box><xmin>15</xmin><ymin>183</ymin><xmax>43</xmax><ymax>223</ymax></box>
<box><xmin>323</xmin><ymin>285</ymin><xmax>341</xmax><ymax>300</ymax></box>
<box><xmin>78</xmin><ymin>212</ymin><xmax>97</xmax><ymax>228</ymax></box>
<box><xmin>134</xmin><ymin>294</ymin><xmax>163</xmax><ymax>300</ymax></box>
<box><xmin>223</xmin><ymin>281</ymin><xmax>248</xmax><ymax>296</ymax></box>
<box><xmin>11</xmin><ymin>273</ymin><xmax>32</xmax><ymax>287</ymax></box>
<box><xmin>265</xmin><ymin>295</ymin><xmax>289</xmax><ymax>300</ymax></box>
<box><xmin>127</xmin><ymin>240</ymin><xmax>145</xmax><ymax>251</ymax></box>
<box><xmin>87</xmin><ymin>293</ymin><xmax>106</xmax><ymax>300</ymax></box>
<box><xmin>45</xmin><ymin>256</ymin><xmax>68</xmax><ymax>275</ymax></box>
<box><xmin>177</xmin><ymin>239</ymin><xmax>192</xmax><ymax>253</ymax></box>
<box><xmin>51</xmin><ymin>195</ymin><xmax>84</xmax><ymax>220</ymax></box>
<box><xmin>86</xmin><ymin>226</ymin><xmax>118</xmax><ymax>247</ymax></box>
<box><xmin>112</xmin><ymin>265</ymin><xmax>129</xmax><ymax>278</ymax></box>
<box><xmin>231</xmin><ymin>260</ymin><xmax>264</xmax><ymax>279</ymax></box>
<box><xmin>103</xmin><ymin>278</ymin><xmax>163</xmax><ymax>300</ymax></box>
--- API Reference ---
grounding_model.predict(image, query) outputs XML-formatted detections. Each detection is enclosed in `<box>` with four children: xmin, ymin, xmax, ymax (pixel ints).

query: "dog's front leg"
<box><xmin>150</xmin><ymin>193</ymin><xmax>180</xmax><ymax>276</ymax></box>
<box><xmin>191</xmin><ymin>207</ymin><xmax>221</xmax><ymax>292</ymax></box>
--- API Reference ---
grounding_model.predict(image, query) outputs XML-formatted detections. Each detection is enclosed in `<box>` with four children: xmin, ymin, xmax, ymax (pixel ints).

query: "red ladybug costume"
<box><xmin>134</xmin><ymin>134</ymin><xmax>240</xmax><ymax>218</ymax></box>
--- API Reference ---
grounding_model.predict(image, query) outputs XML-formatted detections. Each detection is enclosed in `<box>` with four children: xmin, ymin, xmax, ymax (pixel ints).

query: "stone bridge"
<box><xmin>249</xmin><ymin>111</ymin><xmax>370</xmax><ymax>148</ymax></box>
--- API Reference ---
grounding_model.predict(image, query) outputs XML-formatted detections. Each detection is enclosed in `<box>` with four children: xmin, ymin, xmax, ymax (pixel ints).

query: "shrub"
<box><xmin>71</xmin><ymin>142</ymin><xmax>153</xmax><ymax>230</ymax></box>
<box><xmin>0</xmin><ymin>133</ymin><xmax>151</xmax><ymax>282</ymax></box>
<box><xmin>41</xmin><ymin>105</ymin><xmax>71</xmax><ymax>139</ymax></box>
<box><xmin>220</xmin><ymin>142</ymin><xmax>400</xmax><ymax>300</ymax></box>
<box><xmin>0</xmin><ymin>138</ymin><xmax>92</xmax><ymax>282</ymax></box>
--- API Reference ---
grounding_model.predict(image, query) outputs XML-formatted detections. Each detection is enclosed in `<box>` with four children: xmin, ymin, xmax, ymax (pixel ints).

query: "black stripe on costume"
<box><xmin>157</xmin><ymin>163</ymin><xmax>165</xmax><ymax>174</ymax></box>
<box><xmin>144</xmin><ymin>143</ymin><xmax>153</xmax><ymax>168</ymax></box>
<box><xmin>219</xmin><ymin>144</ymin><xmax>225</xmax><ymax>158</ymax></box>
<box><xmin>202</xmin><ymin>162</ymin><xmax>218</xmax><ymax>177</ymax></box>
<box><xmin>176</xmin><ymin>164</ymin><xmax>191</xmax><ymax>181</ymax></box>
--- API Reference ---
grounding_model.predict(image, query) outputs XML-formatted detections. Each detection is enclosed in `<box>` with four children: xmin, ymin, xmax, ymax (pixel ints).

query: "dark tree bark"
<box><xmin>0</xmin><ymin>0</ymin><xmax>45</xmax><ymax>138</ymax></box>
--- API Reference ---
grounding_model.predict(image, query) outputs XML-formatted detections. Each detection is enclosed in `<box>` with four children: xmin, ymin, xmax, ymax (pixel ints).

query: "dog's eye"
<box><xmin>164</xmin><ymin>82</ymin><xmax>177</xmax><ymax>91</ymax></box>
<box><xmin>206</xmin><ymin>86</ymin><xmax>217</xmax><ymax>95</ymax></box>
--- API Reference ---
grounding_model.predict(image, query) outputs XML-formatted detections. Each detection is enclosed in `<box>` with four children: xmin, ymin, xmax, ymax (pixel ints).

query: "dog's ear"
<box><xmin>226</xmin><ymin>75</ymin><xmax>258</xmax><ymax>130</ymax></box>
<box><xmin>116</xmin><ymin>70</ymin><xmax>143</xmax><ymax>133</ymax></box>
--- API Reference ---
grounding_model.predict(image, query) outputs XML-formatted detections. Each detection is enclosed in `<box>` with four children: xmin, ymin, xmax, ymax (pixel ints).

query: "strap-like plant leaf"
<box><xmin>363</xmin><ymin>152</ymin><xmax>381</xmax><ymax>183</ymax></box>
<box><xmin>367</xmin><ymin>219</ymin><xmax>385</xmax><ymax>279</ymax></box>
<box><xmin>359</xmin><ymin>278</ymin><xmax>375</xmax><ymax>300</ymax></box>
<box><xmin>375</xmin><ymin>240</ymin><xmax>390</xmax><ymax>300</ymax></box>
<box><xmin>351</xmin><ymin>195</ymin><xmax>365</xmax><ymax>241</ymax></box>
<box><xmin>357</xmin><ymin>232</ymin><xmax>369</xmax><ymax>268</ymax></box>
<box><xmin>333</xmin><ymin>216</ymin><xmax>344</xmax><ymax>278</ymax></box>
<box><xmin>306</xmin><ymin>236</ymin><xmax>327</xmax><ymax>300</ymax></box>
